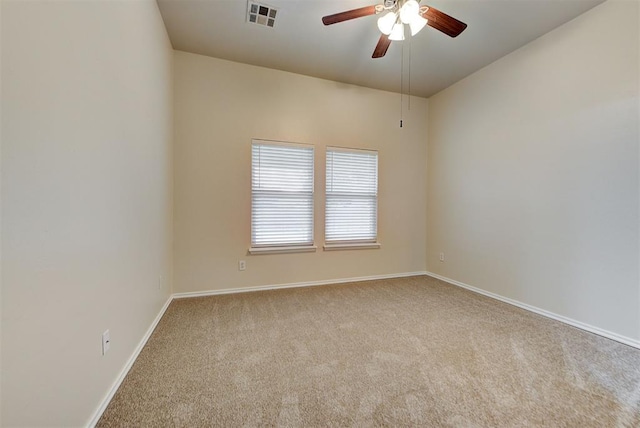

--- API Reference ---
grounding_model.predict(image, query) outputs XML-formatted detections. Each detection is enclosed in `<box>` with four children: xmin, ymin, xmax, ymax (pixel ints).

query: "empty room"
<box><xmin>1</xmin><ymin>0</ymin><xmax>639</xmax><ymax>426</ymax></box>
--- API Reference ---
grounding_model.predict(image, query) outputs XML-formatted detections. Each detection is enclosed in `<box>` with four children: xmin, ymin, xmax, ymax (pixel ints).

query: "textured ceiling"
<box><xmin>157</xmin><ymin>0</ymin><xmax>605</xmax><ymax>98</ymax></box>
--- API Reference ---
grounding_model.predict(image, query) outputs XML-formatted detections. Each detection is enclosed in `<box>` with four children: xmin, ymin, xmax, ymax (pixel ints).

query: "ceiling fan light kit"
<box><xmin>378</xmin><ymin>1</ymin><xmax>425</xmax><ymax>39</ymax></box>
<box><xmin>409</xmin><ymin>16</ymin><xmax>428</xmax><ymax>36</ymax></box>
<box><xmin>389</xmin><ymin>23</ymin><xmax>405</xmax><ymax>41</ymax></box>
<box><xmin>399</xmin><ymin>0</ymin><xmax>419</xmax><ymax>24</ymax></box>
<box><xmin>377</xmin><ymin>12</ymin><xmax>397</xmax><ymax>35</ymax></box>
<box><xmin>322</xmin><ymin>0</ymin><xmax>467</xmax><ymax>58</ymax></box>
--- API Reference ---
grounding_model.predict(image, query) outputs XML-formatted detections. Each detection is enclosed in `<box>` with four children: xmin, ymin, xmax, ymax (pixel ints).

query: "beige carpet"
<box><xmin>98</xmin><ymin>276</ymin><xmax>640</xmax><ymax>427</ymax></box>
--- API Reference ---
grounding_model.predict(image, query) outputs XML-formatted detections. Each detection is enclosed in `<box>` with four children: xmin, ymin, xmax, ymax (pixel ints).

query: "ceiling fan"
<box><xmin>322</xmin><ymin>0</ymin><xmax>467</xmax><ymax>58</ymax></box>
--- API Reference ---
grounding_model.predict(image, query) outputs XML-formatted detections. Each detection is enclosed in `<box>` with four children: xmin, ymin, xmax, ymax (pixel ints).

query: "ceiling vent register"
<box><xmin>247</xmin><ymin>2</ymin><xmax>277</xmax><ymax>28</ymax></box>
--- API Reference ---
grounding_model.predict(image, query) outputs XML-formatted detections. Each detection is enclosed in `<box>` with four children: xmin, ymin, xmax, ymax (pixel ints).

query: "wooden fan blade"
<box><xmin>372</xmin><ymin>34</ymin><xmax>392</xmax><ymax>58</ymax></box>
<box><xmin>422</xmin><ymin>6</ymin><xmax>467</xmax><ymax>37</ymax></box>
<box><xmin>322</xmin><ymin>5</ymin><xmax>378</xmax><ymax>25</ymax></box>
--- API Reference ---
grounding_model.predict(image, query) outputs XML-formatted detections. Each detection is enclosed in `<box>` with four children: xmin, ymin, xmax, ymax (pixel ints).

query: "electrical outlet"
<box><xmin>439</xmin><ymin>252</ymin><xmax>445</xmax><ymax>262</ymax></box>
<box><xmin>238</xmin><ymin>260</ymin><xmax>246</xmax><ymax>271</ymax></box>
<box><xmin>102</xmin><ymin>330</ymin><xmax>110</xmax><ymax>355</ymax></box>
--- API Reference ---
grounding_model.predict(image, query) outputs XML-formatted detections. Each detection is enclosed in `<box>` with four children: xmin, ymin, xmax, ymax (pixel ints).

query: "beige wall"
<box><xmin>427</xmin><ymin>0</ymin><xmax>640</xmax><ymax>340</ymax></box>
<box><xmin>0</xmin><ymin>1</ymin><xmax>3</xmax><ymax>422</ymax></box>
<box><xmin>1</xmin><ymin>0</ymin><xmax>173</xmax><ymax>425</ymax></box>
<box><xmin>174</xmin><ymin>51</ymin><xmax>427</xmax><ymax>293</ymax></box>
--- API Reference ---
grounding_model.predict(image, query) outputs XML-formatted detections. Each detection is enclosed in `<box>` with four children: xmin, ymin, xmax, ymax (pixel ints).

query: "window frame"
<box><xmin>249</xmin><ymin>139</ymin><xmax>317</xmax><ymax>255</ymax></box>
<box><xmin>324</xmin><ymin>146</ymin><xmax>380</xmax><ymax>251</ymax></box>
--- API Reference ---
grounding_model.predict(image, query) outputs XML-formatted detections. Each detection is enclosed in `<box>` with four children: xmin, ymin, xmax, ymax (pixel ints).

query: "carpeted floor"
<box><xmin>98</xmin><ymin>275</ymin><xmax>640</xmax><ymax>427</ymax></box>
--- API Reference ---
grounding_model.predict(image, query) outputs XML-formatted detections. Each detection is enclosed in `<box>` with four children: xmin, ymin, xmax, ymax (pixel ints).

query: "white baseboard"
<box><xmin>86</xmin><ymin>295</ymin><xmax>173</xmax><ymax>427</ymax></box>
<box><xmin>87</xmin><ymin>269</ymin><xmax>639</xmax><ymax>426</ymax></box>
<box><xmin>172</xmin><ymin>271</ymin><xmax>428</xmax><ymax>299</ymax></box>
<box><xmin>425</xmin><ymin>271</ymin><xmax>640</xmax><ymax>350</ymax></box>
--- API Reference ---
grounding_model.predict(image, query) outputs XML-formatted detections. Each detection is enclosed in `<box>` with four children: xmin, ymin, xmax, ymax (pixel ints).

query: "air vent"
<box><xmin>247</xmin><ymin>1</ymin><xmax>277</xmax><ymax>28</ymax></box>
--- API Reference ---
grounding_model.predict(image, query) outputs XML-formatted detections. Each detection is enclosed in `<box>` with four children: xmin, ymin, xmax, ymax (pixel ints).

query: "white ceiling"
<box><xmin>157</xmin><ymin>0</ymin><xmax>605</xmax><ymax>98</ymax></box>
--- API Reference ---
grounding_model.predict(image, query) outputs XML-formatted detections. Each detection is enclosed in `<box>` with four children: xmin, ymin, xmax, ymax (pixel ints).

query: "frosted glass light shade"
<box><xmin>409</xmin><ymin>16</ymin><xmax>428</xmax><ymax>36</ymax></box>
<box><xmin>377</xmin><ymin>12</ymin><xmax>397</xmax><ymax>35</ymax></box>
<box><xmin>389</xmin><ymin>23</ymin><xmax>405</xmax><ymax>41</ymax></box>
<box><xmin>399</xmin><ymin>0</ymin><xmax>420</xmax><ymax>24</ymax></box>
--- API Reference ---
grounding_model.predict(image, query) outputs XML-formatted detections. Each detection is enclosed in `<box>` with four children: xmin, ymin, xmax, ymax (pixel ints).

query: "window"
<box><xmin>325</xmin><ymin>147</ymin><xmax>379</xmax><ymax>249</ymax></box>
<box><xmin>250</xmin><ymin>140</ymin><xmax>315</xmax><ymax>253</ymax></box>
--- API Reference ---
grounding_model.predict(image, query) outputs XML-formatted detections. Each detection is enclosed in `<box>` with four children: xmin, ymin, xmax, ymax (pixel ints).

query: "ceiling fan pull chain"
<box><xmin>400</xmin><ymin>38</ymin><xmax>404</xmax><ymax>128</ymax></box>
<box><xmin>408</xmin><ymin>35</ymin><xmax>411</xmax><ymax>111</ymax></box>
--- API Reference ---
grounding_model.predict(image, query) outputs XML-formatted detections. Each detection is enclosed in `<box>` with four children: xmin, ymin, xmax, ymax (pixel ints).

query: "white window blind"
<box><xmin>326</xmin><ymin>147</ymin><xmax>378</xmax><ymax>243</ymax></box>
<box><xmin>251</xmin><ymin>140</ymin><xmax>314</xmax><ymax>248</ymax></box>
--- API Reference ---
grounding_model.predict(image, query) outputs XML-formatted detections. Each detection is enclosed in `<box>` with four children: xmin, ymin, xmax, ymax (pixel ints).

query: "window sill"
<box><xmin>249</xmin><ymin>245</ymin><xmax>317</xmax><ymax>255</ymax></box>
<box><xmin>323</xmin><ymin>242</ymin><xmax>381</xmax><ymax>251</ymax></box>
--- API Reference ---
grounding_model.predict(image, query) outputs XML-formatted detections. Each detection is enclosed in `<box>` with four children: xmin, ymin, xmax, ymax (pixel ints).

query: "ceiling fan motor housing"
<box><xmin>384</xmin><ymin>0</ymin><xmax>397</xmax><ymax>9</ymax></box>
